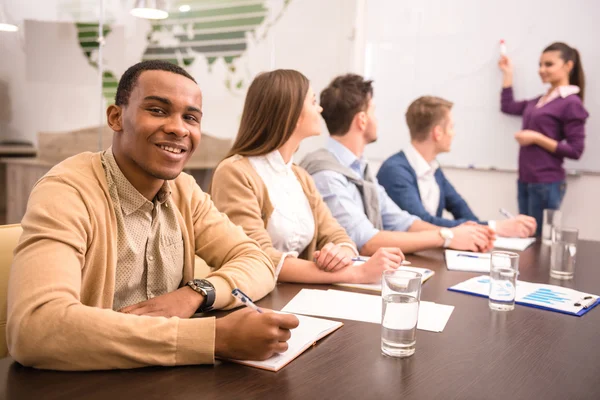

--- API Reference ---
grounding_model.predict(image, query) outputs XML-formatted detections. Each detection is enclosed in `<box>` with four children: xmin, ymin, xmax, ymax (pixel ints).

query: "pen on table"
<box><xmin>351</xmin><ymin>256</ymin><xmax>411</xmax><ymax>265</ymax></box>
<box><xmin>499</xmin><ymin>208</ymin><xmax>515</xmax><ymax>219</ymax></box>
<box><xmin>232</xmin><ymin>288</ymin><xmax>263</xmax><ymax>313</ymax></box>
<box><xmin>457</xmin><ymin>253</ymin><xmax>490</xmax><ymax>259</ymax></box>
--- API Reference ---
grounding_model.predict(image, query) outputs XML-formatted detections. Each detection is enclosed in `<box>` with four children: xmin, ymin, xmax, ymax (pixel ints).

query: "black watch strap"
<box><xmin>187</xmin><ymin>279</ymin><xmax>215</xmax><ymax>312</ymax></box>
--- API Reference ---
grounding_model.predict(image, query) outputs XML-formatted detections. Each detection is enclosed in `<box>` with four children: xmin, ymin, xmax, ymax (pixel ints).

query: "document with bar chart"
<box><xmin>448</xmin><ymin>276</ymin><xmax>600</xmax><ymax>316</ymax></box>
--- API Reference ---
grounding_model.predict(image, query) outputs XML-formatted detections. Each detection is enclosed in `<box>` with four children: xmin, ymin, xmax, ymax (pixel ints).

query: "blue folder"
<box><xmin>448</xmin><ymin>276</ymin><xmax>600</xmax><ymax>317</ymax></box>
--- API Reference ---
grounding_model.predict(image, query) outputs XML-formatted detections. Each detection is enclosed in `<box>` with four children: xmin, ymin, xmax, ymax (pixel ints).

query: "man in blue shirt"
<box><xmin>300</xmin><ymin>74</ymin><xmax>495</xmax><ymax>256</ymax></box>
<box><xmin>377</xmin><ymin>96</ymin><xmax>536</xmax><ymax>238</ymax></box>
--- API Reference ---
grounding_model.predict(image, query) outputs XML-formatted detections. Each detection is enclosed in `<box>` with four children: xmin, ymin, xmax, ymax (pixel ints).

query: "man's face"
<box><xmin>364</xmin><ymin>97</ymin><xmax>378</xmax><ymax>144</ymax></box>
<box><xmin>112</xmin><ymin>70</ymin><xmax>203</xmax><ymax>182</ymax></box>
<box><xmin>438</xmin><ymin>111</ymin><xmax>455</xmax><ymax>153</ymax></box>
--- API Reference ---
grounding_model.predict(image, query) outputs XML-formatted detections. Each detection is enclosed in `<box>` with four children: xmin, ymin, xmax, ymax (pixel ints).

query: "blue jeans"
<box><xmin>517</xmin><ymin>181</ymin><xmax>566</xmax><ymax>236</ymax></box>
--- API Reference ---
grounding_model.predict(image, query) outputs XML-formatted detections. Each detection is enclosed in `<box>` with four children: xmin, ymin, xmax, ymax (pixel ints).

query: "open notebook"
<box><xmin>494</xmin><ymin>237</ymin><xmax>536</xmax><ymax>251</ymax></box>
<box><xmin>335</xmin><ymin>265</ymin><xmax>434</xmax><ymax>293</ymax></box>
<box><xmin>227</xmin><ymin>314</ymin><xmax>343</xmax><ymax>372</ymax></box>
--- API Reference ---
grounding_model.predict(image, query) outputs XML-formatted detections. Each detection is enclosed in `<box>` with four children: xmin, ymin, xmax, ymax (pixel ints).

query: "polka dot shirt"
<box><xmin>102</xmin><ymin>148</ymin><xmax>184</xmax><ymax>310</ymax></box>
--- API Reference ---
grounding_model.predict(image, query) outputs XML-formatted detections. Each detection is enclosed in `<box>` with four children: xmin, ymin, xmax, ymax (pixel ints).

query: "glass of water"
<box><xmin>550</xmin><ymin>227</ymin><xmax>578</xmax><ymax>280</ymax></box>
<box><xmin>542</xmin><ymin>209</ymin><xmax>562</xmax><ymax>245</ymax></box>
<box><xmin>489</xmin><ymin>251</ymin><xmax>519</xmax><ymax>311</ymax></box>
<box><xmin>381</xmin><ymin>270</ymin><xmax>422</xmax><ymax>358</ymax></box>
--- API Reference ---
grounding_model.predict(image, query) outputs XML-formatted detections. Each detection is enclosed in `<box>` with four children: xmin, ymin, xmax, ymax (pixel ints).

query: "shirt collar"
<box><xmin>155</xmin><ymin>181</ymin><xmax>172</xmax><ymax>205</ymax></box>
<box><xmin>264</xmin><ymin>149</ymin><xmax>293</xmax><ymax>173</ymax></box>
<box><xmin>326</xmin><ymin>137</ymin><xmax>367</xmax><ymax>177</ymax></box>
<box><xmin>557</xmin><ymin>85</ymin><xmax>580</xmax><ymax>98</ymax></box>
<box><xmin>404</xmin><ymin>144</ymin><xmax>439</xmax><ymax>178</ymax></box>
<box><xmin>103</xmin><ymin>147</ymin><xmax>171</xmax><ymax>215</ymax></box>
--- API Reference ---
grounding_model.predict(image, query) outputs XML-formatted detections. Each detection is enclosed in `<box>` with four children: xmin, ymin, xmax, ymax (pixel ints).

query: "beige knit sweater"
<box><xmin>211</xmin><ymin>155</ymin><xmax>353</xmax><ymax>267</ymax></box>
<box><xmin>7</xmin><ymin>152</ymin><xmax>275</xmax><ymax>370</ymax></box>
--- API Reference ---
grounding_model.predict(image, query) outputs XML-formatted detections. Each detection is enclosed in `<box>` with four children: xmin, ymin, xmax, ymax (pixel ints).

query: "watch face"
<box><xmin>192</xmin><ymin>280</ymin><xmax>215</xmax><ymax>298</ymax></box>
<box><xmin>193</xmin><ymin>279</ymin><xmax>216</xmax><ymax>312</ymax></box>
<box><xmin>196</xmin><ymin>279</ymin><xmax>214</xmax><ymax>291</ymax></box>
<box><xmin>188</xmin><ymin>280</ymin><xmax>206</xmax><ymax>295</ymax></box>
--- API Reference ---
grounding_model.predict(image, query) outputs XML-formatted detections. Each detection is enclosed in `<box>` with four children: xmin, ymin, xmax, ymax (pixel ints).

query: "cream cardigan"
<box><xmin>7</xmin><ymin>152</ymin><xmax>275</xmax><ymax>370</ymax></box>
<box><xmin>211</xmin><ymin>155</ymin><xmax>353</xmax><ymax>267</ymax></box>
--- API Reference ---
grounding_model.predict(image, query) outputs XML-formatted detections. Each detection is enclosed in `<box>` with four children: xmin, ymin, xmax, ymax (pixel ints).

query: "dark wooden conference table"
<box><xmin>1</xmin><ymin>241</ymin><xmax>599</xmax><ymax>400</ymax></box>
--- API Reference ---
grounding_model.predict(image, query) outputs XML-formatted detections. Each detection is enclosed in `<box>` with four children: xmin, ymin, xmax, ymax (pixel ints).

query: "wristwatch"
<box><xmin>186</xmin><ymin>279</ymin><xmax>216</xmax><ymax>312</ymax></box>
<box><xmin>439</xmin><ymin>228</ymin><xmax>454</xmax><ymax>248</ymax></box>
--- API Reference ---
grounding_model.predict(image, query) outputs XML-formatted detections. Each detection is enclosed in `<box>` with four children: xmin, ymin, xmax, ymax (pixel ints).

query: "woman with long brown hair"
<box><xmin>499</xmin><ymin>42</ymin><xmax>589</xmax><ymax>234</ymax></box>
<box><xmin>211</xmin><ymin>69</ymin><xmax>404</xmax><ymax>284</ymax></box>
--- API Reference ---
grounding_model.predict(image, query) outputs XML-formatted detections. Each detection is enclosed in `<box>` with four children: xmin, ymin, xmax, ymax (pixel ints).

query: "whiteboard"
<box><xmin>361</xmin><ymin>0</ymin><xmax>600</xmax><ymax>172</ymax></box>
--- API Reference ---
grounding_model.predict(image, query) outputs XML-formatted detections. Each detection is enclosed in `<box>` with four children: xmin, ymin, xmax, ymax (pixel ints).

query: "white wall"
<box><xmin>369</xmin><ymin>160</ymin><xmax>600</xmax><ymax>241</ymax></box>
<box><xmin>360</xmin><ymin>0</ymin><xmax>600</xmax><ymax>172</ymax></box>
<box><xmin>0</xmin><ymin>0</ymin><xmax>126</xmax><ymax>143</ymax></box>
<box><xmin>0</xmin><ymin>0</ymin><xmax>357</xmax><ymax>145</ymax></box>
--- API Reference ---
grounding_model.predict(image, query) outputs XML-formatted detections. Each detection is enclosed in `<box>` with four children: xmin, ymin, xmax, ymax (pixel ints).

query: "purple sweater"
<box><xmin>501</xmin><ymin>87</ymin><xmax>589</xmax><ymax>183</ymax></box>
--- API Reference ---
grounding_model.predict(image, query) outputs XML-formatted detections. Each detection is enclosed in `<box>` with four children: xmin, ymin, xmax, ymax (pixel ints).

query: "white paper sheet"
<box><xmin>334</xmin><ymin>266</ymin><xmax>435</xmax><ymax>293</ymax></box>
<box><xmin>445</xmin><ymin>250</ymin><xmax>491</xmax><ymax>273</ymax></box>
<box><xmin>494</xmin><ymin>237</ymin><xmax>536</xmax><ymax>251</ymax></box>
<box><xmin>280</xmin><ymin>289</ymin><xmax>454</xmax><ymax>332</ymax></box>
<box><xmin>417</xmin><ymin>301</ymin><xmax>454</xmax><ymax>332</ymax></box>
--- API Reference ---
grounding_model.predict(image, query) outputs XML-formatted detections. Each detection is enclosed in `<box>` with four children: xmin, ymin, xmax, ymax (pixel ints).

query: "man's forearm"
<box><xmin>407</xmin><ymin>219</ymin><xmax>439</xmax><ymax>232</ymax></box>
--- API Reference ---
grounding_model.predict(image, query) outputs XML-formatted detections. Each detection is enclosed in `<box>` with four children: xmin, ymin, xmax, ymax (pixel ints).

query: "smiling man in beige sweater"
<box><xmin>7</xmin><ymin>60</ymin><xmax>298</xmax><ymax>371</ymax></box>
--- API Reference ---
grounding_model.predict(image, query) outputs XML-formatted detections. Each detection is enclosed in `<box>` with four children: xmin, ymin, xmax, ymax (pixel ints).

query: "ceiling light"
<box><xmin>131</xmin><ymin>0</ymin><xmax>169</xmax><ymax>20</ymax></box>
<box><xmin>179</xmin><ymin>5</ymin><xmax>191</xmax><ymax>12</ymax></box>
<box><xmin>0</xmin><ymin>7</ymin><xmax>18</xmax><ymax>32</ymax></box>
<box><xmin>0</xmin><ymin>23</ymin><xmax>18</xmax><ymax>32</ymax></box>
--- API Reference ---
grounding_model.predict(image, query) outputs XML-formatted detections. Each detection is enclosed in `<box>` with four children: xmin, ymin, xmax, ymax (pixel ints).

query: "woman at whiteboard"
<box><xmin>498</xmin><ymin>42</ymin><xmax>589</xmax><ymax>235</ymax></box>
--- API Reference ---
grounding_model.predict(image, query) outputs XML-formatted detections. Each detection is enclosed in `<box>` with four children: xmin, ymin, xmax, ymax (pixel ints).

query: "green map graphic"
<box><xmin>73</xmin><ymin>0</ymin><xmax>291</xmax><ymax>104</ymax></box>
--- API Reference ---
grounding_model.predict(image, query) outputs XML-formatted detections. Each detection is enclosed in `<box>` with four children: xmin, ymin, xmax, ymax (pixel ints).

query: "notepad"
<box><xmin>445</xmin><ymin>250</ymin><xmax>491</xmax><ymax>273</ymax></box>
<box><xmin>334</xmin><ymin>265</ymin><xmax>435</xmax><ymax>293</ymax></box>
<box><xmin>448</xmin><ymin>275</ymin><xmax>600</xmax><ymax>316</ymax></box>
<box><xmin>281</xmin><ymin>289</ymin><xmax>454</xmax><ymax>332</ymax></box>
<box><xmin>494</xmin><ymin>237</ymin><xmax>536</xmax><ymax>251</ymax></box>
<box><xmin>228</xmin><ymin>314</ymin><xmax>343</xmax><ymax>371</ymax></box>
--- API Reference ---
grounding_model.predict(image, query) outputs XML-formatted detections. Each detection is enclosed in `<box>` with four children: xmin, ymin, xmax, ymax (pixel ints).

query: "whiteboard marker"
<box><xmin>499</xmin><ymin>39</ymin><xmax>507</xmax><ymax>56</ymax></box>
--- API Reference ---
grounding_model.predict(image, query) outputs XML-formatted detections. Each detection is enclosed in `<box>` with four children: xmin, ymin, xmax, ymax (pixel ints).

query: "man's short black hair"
<box><xmin>115</xmin><ymin>60</ymin><xmax>197</xmax><ymax>106</ymax></box>
<box><xmin>320</xmin><ymin>74</ymin><xmax>373</xmax><ymax>136</ymax></box>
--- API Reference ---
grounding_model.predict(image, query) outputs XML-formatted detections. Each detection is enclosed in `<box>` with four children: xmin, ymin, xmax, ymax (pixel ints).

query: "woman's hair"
<box><xmin>226</xmin><ymin>69</ymin><xmax>309</xmax><ymax>158</ymax></box>
<box><xmin>543</xmin><ymin>42</ymin><xmax>585</xmax><ymax>101</ymax></box>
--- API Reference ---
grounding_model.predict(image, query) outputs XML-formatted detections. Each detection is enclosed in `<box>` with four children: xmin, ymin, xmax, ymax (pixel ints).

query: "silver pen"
<box><xmin>499</xmin><ymin>208</ymin><xmax>515</xmax><ymax>219</ymax></box>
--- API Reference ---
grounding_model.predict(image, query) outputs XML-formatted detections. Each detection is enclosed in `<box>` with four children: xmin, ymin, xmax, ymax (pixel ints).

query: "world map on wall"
<box><xmin>70</xmin><ymin>0</ymin><xmax>291</xmax><ymax>104</ymax></box>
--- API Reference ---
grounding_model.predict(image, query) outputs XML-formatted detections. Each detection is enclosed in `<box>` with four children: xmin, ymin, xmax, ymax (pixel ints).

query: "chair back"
<box><xmin>0</xmin><ymin>224</ymin><xmax>22</xmax><ymax>358</ymax></box>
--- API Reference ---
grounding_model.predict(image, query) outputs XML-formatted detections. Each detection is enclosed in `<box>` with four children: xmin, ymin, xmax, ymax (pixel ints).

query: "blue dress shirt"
<box><xmin>309</xmin><ymin>138</ymin><xmax>419</xmax><ymax>250</ymax></box>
